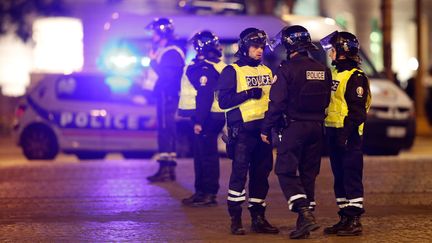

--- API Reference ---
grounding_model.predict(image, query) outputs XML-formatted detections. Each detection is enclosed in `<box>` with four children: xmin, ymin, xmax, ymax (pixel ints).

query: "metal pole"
<box><xmin>381</xmin><ymin>0</ymin><xmax>393</xmax><ymax>82</ymax></box>
<box><xmin>415</xmin><ymin>0</ymin><xmax>430</xmax><ymax>134</ymax></box>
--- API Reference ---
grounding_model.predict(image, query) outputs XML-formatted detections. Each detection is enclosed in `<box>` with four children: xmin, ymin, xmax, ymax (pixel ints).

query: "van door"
<box><xmin>54</xmin><ymin>75</ymin><xmax>106</xmax><ymax>153</ymax></box>
<box><xmin>99</xmin><ymin>80</ymin><xmax>158</xmax><ymax>157</ymax></box>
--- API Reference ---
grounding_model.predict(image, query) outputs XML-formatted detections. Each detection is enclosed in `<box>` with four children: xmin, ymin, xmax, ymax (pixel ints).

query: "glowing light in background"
<box><xmin>105</xmin><ymin>76</ymin><xmax>132</xmax><ymax>93</ymax></box>
<box><xmin>0</xmin><ymin>34</ymin><xmax>32</xmax><ymax>96</ymax></box>
<box><xmin>407</xmin><ymin>57</ymin><xmax>419</xmax><ymax>71</ymax></box>
<box><xmin>98</xmin><ymin>41</ymin><xmax>141</xmax><ymax>77</ymax></box>
<box><xmin>140</xmin><ymin>57</ymin><xmax>151</xmax><ymax>67</ymax></box>
<box><xmin>33</xmin><ymin>17</ymin><xmax>83</xmax><ymax>74</ymax></box>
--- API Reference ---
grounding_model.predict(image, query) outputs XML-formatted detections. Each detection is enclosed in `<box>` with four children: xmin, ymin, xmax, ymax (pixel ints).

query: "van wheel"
<box><xmin>21</xmin><ymin>125</ymin><xmax>58</xmax><ymax>160</ymax></box>
<box><xmin>76</xmin><ymin>152</ymin><xmax>106</xmax><ymax>160</ymax></box>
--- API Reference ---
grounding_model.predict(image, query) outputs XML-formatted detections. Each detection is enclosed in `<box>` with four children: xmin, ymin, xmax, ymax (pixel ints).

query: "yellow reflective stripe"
<box><xmin>248</xmin><ymin>198</ymin><xmax>265</xmax><ymax>203</ymax></box>
<box><xmin>228</xmin><ymin>196</ymin><xmax>246</xmax><ymax>202</ymax></box>
<box><xmin>228</xmin><ymin>189</ymin><xmax>246</xmax><ymax>196</ymax></box>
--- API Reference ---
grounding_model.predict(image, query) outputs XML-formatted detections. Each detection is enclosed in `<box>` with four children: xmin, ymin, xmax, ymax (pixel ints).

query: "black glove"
<box><xmin>246</xmin><ymin>88</ymin><xmax>262</xmax><ymax>99</ymax></box>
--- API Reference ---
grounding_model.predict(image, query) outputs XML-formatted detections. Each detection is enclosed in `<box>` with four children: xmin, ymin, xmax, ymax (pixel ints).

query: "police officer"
<box><xmin>144</xmin><ymin>18</ymin><xmax>185</xmax><ymax>183</ymax></box>
<box><xmin>178</xmin><ymin>30</ymin><xmax>226</xmax><ymax>207</ymax></box>
<box><xmin>261</xmin><ymin>25</ymin><xmax>332</xmax><ymax>239</ymax></box>
<box><xmin>218</xmin><ymin>27</ymin><xmax>278</xmax><ymax>235</ymax></box>
<box><xmin>319</xmin><ymin>31</ymin><xmax>371</xmax><ymax>236</ymax></box>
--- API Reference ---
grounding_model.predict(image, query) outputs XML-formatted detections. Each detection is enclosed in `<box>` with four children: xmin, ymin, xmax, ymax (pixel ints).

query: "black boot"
<box><xmin>323</xmin><ymin>214</ymin><xmax>349</xmax><ymax>234</ymax></box>
<box><xmin>182</xmin><ymin>192</ymin><xmax>204</xmax><ymax>206</ymax></box>
<box><xmin>191</xmin><ymin>194</ymin><xmax>217</xmax><ymax>207</ymax></box>
<box><xmin>251</xmin><ymin>215</ymin><xmax>279</xmax><ymax>234</ymax></box>
<box><xmin>147</xmin><ymin>161</ymin><xmax>173</xmax><ymax>182</ymax></box>
<box><xmin>231</xmin><ymin>216</ymin><xmax>245</xmax><ymax>235</ymax></box>
<box><xmin>337</xmin><ymin>216</ymin><xmax>362</xmax><ymax>236</ymax></box>
<box><xmin>289</xmin><ymin>207</ymin><xmax>320</xmax><ymax>239</ymax></box>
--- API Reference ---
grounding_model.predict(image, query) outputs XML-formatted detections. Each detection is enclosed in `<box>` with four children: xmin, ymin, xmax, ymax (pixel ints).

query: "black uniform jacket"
<box><xmin>150</xmin><ymin>41</ymin><xmax>185</xmax><ymax>97</ymax></box>
<box><xmin>334</xmin><ymin>59</ymin><xmax>370</xmax><ymax>139</ymax></box>
<box><xmin>217</xmin><ymin>56</ymin><xmax>263</xmax><ymax>130</ymax></box>
<box><xmin>261</xmin><ymin>53</ymin><xmax>332</xmax><ymax>136</ymax></box>
<box><xmin>186</xmin><ymin>56</ymin><xmax>225</xmax><ymax>126</ymax></box>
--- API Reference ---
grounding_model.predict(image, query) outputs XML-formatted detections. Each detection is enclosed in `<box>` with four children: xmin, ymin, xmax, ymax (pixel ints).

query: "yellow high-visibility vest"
<box><xmin>178</xmin><ymin>59</ymin><xmax>226</xmax><ymax>114</ymax></box>
<box><xmin>324</xmin><ymin>68</ymin><xmax>371</xmax><ymax>135</ymax></box>
<box><xmin>231</xmin><ymin>63</ymin><xmax>272</xmax><ymax>122</ymax></box>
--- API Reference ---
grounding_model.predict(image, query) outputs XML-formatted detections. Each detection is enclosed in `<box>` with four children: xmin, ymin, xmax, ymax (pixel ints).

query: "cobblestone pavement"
<box><xmin>0</xmin><ymin>138</ymin><xmax>432</xmax><ymax>242</ymax></box>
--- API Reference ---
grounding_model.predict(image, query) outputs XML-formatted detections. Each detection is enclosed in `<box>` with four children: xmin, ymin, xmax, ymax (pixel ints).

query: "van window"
<box><xmin>56</xmin><ymin>75</ymin><xmax>111</xmax><ymax>102</ymax></box>
<box><xmin>55</xmin><ymin>75</ymin><xmax>145</xmax><ymax>105</ymax></box>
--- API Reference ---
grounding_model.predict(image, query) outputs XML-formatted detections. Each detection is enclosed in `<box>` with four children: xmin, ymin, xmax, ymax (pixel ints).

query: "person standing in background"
<box><xmin>179</xmin><ymin>30</ymin><xmax>226</xmax><ymax>207</ymax></box>
<box><xmin>144</xmin><ymin>18</ymin><xmax>185</xmax><ymax>183</ymax></box>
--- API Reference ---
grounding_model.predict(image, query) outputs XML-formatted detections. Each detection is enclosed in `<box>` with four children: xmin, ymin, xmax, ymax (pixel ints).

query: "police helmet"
<box><xmin>191</xmin><ymin>30</ymin><xmax>222</xmax><ymax>57</ymax></box>
<box><xmin>320</xmin><ymin>31</ymin><xmax>360</xmax><ymax>62</ymax></box>
<box><xmin>237</xmin><ymin>27</ymin><xmax>268</xmax><ymax>57</ymax></box>
<box><xmin>278</xmin><ymin>25</ymin><xmax>318</xmax><ymax>54</ymax></box>
<box><xmin>145</xmin><ymin>18</ymin><xmax>174</xmax><ymax>38</ymax></box>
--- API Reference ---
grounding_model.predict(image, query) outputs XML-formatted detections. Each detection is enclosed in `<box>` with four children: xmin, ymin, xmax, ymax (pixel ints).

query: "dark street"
<box><xmin>0</xmin><ymin>137</ymin><xmax>432</xmax><ymax>242</ymax></box>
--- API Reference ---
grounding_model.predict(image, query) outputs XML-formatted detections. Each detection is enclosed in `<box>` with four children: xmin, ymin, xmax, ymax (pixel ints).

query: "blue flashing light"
<box><xmin>140</xmin><ymin>56</ymin><xmax>151</xmax><ymax>67</ymax></box>
<box><xmin>105</xmin><ymin>76</ymin><xmax>132</xmax><ymax>93</ymax></box>
<box><xmin>98</xmin><ymin>41</ymin><xmax>142</xmax><ymax>77</ymax></box>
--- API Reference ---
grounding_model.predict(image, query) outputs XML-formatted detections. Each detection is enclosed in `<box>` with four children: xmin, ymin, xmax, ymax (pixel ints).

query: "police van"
<box><xmin>13</xmin><ymin>14</ymin><xmax>415</xmax><ymax>160</ymax></box>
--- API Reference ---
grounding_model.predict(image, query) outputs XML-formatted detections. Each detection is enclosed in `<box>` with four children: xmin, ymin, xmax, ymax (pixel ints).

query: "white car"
<box><xmin>12</xmin><ymin>73</ymin><xmax>192</xmax><ymax>160</ymax></box>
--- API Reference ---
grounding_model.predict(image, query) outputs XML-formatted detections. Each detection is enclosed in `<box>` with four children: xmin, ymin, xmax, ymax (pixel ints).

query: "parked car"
<box><xmin>12</xmin><ymin>73</ymin><xmax>192</xmax><ymax>160</ymax></box>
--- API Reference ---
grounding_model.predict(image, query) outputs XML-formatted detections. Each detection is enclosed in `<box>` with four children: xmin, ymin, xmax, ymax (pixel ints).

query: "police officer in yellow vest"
<box><xmin>261</xmin><ymin>25</ymin><xmax>332</xmax><ymax>239</ymax></box>
<box><xmin>178</xmin><ymin>30</ymin><xmax>226</xmax><ymax>207</ymax></box>
<box><xmin>144</xmin><ymin>18</ymin><xmax>185</xmax><ymax>183</ymax></box>
<box><xmin>320</xmin><ymin>31</ymin><xmax>371</xmax><ymax>236</ymax></box>
<box><xmin>218</xmin><ymin>28</ymin><xmax>279</xmax><ymax>235</ymax></box>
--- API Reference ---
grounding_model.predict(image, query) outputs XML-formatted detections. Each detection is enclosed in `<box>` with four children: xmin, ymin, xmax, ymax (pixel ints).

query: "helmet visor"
<box><xmin>243</xmin><ymin>30</ymin><xmax>269</xmax><ymax>48</ymax></box>
<box><xmin>269</xmin><ymin>30</ymin><xmax>282</xmax><ymax>51</ymax></box>
<box><xmin>319</xmin><ymin>31</ymin><xmax>338</xmax><ymax>51</ymax></box>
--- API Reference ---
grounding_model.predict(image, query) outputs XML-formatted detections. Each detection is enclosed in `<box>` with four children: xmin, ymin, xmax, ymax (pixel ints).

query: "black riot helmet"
<box><xmin>145</xmin><ymin>18</ymin><xmax>175</xmax><ymax>38</ymax></box>
<box><xmin>190</xmin><ymin>30</ymin><xmax>222</xmax><ymax>57</ymax></box>
<box><xmin>320</xmin><ymin>31</ymin><xmax>361</xmax><ymax>63</ymax></box>
<box><xmin>270</xmin><ymin>25</ymin><xmax>318</xmax><ymax>54</ymax></box>
<box><xmin>236</xmin><ymin>27</ymin><xmax>268</xmax><ymax>57</ymax></box>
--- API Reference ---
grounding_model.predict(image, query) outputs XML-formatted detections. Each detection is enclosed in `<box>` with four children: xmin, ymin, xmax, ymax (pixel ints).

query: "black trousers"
<box><xmin>156</xmin><ymin>93</ymin><xmax>178</xmax><ymax>159</ymax></box>
<box><xmin>326</xmin><ymin>127</ymin><xmax>365</xmax><ymax>216</ymax></box>
<box><xmin>275</xmin><ymin>121</ymin><xmax>322</xmax><ymax>212</ymax></box>
<box><xmin>193</xmin><ymin>117</ymin><xmax>225</xmax><ymax>195</ymax></box>
<box><xmin>227</xmin><ymin>128</ymin><xmax>273</xmax><ymax>217</ymax></box>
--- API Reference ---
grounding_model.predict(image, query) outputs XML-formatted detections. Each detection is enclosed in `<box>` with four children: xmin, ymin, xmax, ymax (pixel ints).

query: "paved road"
<box><xmin>0</xmin><ymin>136</ymin><xmax>432</xmax><ymax>242</ymax></box>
